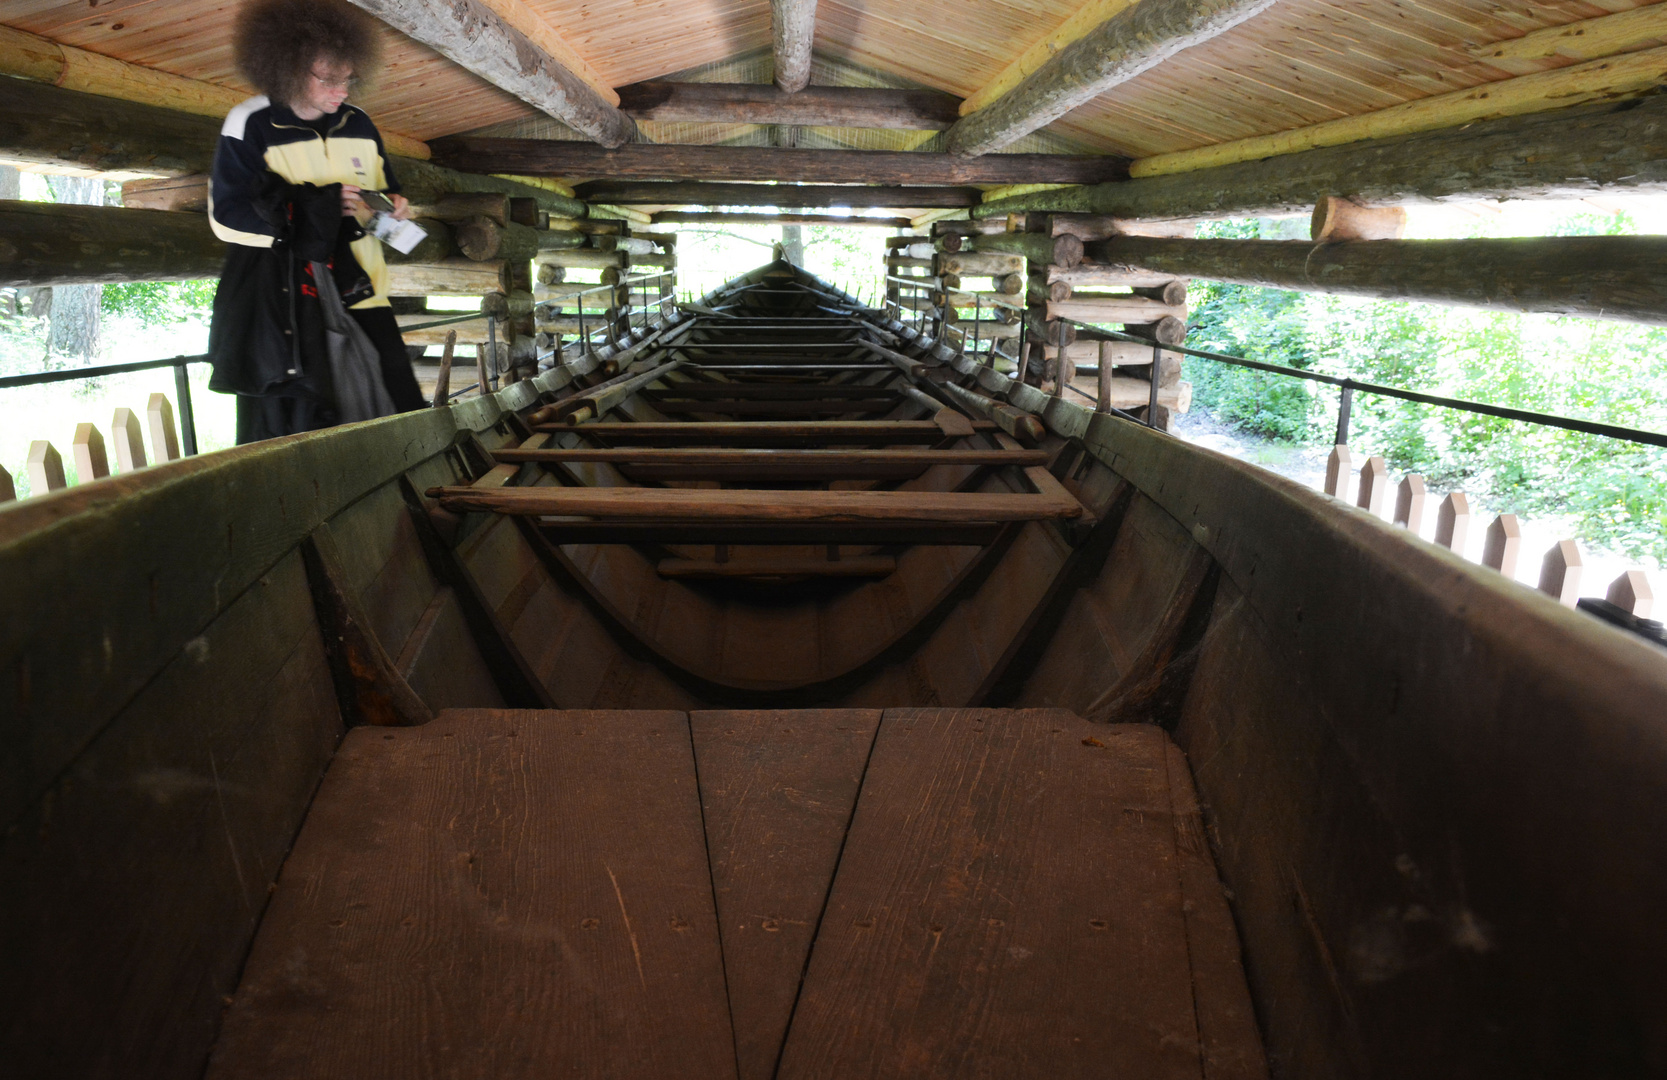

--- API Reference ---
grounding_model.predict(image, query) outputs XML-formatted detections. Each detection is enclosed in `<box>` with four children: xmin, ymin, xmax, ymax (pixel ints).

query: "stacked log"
<box><xmin>884</xmin><ymin>230</ymin><xmax>936</xmax><ymax>325</ymax></box>
<box><xmin>1025</xmin><ymin>214</ymin><xmax>1192</xmax><ymax>429</ymax></box>
<box><xmin>927</xmin><ymin>221</ymin><xmax>1030</xmax><ymax>367</ymax></box>
<box><xmin>535</xmin><ymin>220</ymin><xmax>677</xmax><ymax>362</ymax></box>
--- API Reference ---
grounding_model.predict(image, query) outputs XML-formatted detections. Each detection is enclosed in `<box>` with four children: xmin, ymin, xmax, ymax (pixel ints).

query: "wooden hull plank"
<box><xmin>205</xmin><ymin>709</ymin><xmax>737</xmax><ymax>1080</ymax></box>
<box><xmin>777</xmin><ymin>709</ymin><xmax>1262</xmax><ymax>1079</ymax></box>
<box><xmin>689</xmin><ymin>710</ymin><xmax>883</xmax><ymax>1080</ymax></box>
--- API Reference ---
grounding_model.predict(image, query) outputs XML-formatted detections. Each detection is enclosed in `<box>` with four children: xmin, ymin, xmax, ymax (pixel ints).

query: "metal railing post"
<box><xmin>1336</xmin><ymin>383</ymin><xmax>1354</xmax><ymax>445</ymax></box>
<box><xmin>1147</xmin><ymin>341</ymin><xmax>1162</xmax><ymax>427</ymax></box>
<box><xmin>173</xmin><ymin>361</ymin><xmax>199</xmax><ymax>455</ymax></box>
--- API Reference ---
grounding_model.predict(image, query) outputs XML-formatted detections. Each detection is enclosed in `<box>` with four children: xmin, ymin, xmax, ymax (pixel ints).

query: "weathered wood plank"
<box><xmin>206</xmin><ymin>709</ymin><xmax>737</xmax><ymax>1079</ymax></box>
<box><xmin>689</xmin><ymin>710</ymin><xmax>882</xmax><ymax>1080</ymax></box>
<box><xmin>0</xmin><ymin>550</ymin><xmax>343</xmax><ymax>1079</ymax></box>
<box><xmin>778</xmin><ymin>709</ymin><xmax>1257</xmax><ymax>1079</ymax></box>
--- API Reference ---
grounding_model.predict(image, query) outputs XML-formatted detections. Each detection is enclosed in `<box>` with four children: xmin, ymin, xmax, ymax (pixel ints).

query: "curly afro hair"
<box><xmin>233</xmin><ymin>0</ymin><xmax>383</xmax><ymax>108</ymax></box>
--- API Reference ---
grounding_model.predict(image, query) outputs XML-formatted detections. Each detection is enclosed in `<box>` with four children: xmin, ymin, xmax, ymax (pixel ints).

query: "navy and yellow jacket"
<box><xmin>210</xmin><ymin>96</ymin><xmax>399</xmax><ymax>308</ymax></box>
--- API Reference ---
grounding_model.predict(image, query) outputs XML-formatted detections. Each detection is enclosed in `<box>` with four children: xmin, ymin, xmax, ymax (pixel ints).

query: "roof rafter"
<box><xmin>944</xmin><ymin>0</ymin><xmax>1278</xmax><ymax>157</ymax></box>
<box><xmin>344</xmin><ymin>0</ymin><xmax>635</xmax><ymax>147</ymax></box>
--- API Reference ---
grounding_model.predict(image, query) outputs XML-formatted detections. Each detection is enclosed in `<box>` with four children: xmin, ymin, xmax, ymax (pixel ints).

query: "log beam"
<box><xmin>430</xmin><ymin>138</ymin><xmax>1127</xmax><ymax>185</ymax></box>
<box><xmin>574</xmin><ymin>182</ymin><xmax>982</xmax><ymax>208</ymax></box>
<box><xmin>771</xmin><ymin>0</ymin><xmax>819</xmax><ymax>93</ymax></box>
<box><xmin>0</xmin><ymin>24</ymin><xmax>430</xmax><ymax>159</ymax></box>
<box><xmin>616</xmin><ymin>81</ymin><xmax>962</xmax><ymax>129</ymax></box>
<box><xmin>1134</xmin><ymin>46</ymin><xmax>1667</xmax><ymax>178</ymax></box>
<box><xmin>342</xmin><ymin>0</ymin><xmax>635</xmax><ymax>147</ymax></box>
<box><xmin>0</xmin><ymin>201</ymin><xmax>222</xmax><ymax>286</ymax></box>
<box><xmin>0</xmin><ymin>78</ymin><xmax>588</xmax><ymax>218</ymax></box>
<box><xmin>653</xmin><ymin>212</ymin><xmax>913</xmax><ymax>227</ymax></box>
<box><xmin>972</xmin><ymin>94</ymin><xmax>1667</xmax><ymax>222</ymax></box>
<box><xmin>944</xmin><ymin>0</ymin><xmax>1277</xmax><ymax>157</ymax></box>
<box><xmin>1098</xmin><ymin>234</ymin><xmax>1667</xmax><ymax>324</ymax></box>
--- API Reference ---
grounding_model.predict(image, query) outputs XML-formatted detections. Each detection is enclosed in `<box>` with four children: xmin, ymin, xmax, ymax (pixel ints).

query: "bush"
<box><xmin>1178</xmin><ymin>215</ymin><xmax>1667</xmax><ymax>564</ymax></box>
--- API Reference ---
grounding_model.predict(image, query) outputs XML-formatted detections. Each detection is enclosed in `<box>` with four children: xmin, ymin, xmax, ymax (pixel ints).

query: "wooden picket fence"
<box><xmin>1326</xmin><ymin>444</ymin><xmax>1654</xmax><ymax>618</ymax></box>
<box><xmin>1</xmin><ymin>392</ymin><xmax>184</xmax><ymax>502</ymax></box>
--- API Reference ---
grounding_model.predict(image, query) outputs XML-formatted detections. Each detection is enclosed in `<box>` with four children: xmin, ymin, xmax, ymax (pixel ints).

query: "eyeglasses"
<box><xmin>310</xmin><ymin>72</ymin><xmax>359</xmax><ymax>91</ymax></box>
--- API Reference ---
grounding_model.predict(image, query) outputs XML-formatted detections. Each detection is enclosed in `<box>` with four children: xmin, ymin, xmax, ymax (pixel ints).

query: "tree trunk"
<box><xmin>780</xmin><ymin>224</ymin><xmax>805</xmax><ymax>265</ymax></box>
<box><xmin>44</xmin><ymin>175</ymin><xmax>106</xmax><ymax>363</ymax></box>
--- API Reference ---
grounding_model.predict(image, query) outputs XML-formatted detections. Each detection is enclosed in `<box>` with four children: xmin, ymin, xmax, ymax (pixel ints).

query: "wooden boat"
<box><xmin>3</xmin><ymin>263</ymin><xmax>1664</xmax><ymax>1079</ymax></box>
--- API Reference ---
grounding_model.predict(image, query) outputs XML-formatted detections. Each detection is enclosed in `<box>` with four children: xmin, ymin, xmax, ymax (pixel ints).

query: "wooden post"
<box><xmin>1606</xmin><ymin>570</ymin><xmax>1655</xmax><ymax>618</ymax></box>
<box><xmin>433</xmin><ymin>330</ymin><xmax>457</xmax><ymax>407</ymax></box>
<box><xmin>476</xmin><ymin>344</ymin><xmax>491</xmax><ymax>398</ymax></box>
<box><xmin>1482</xmin><ymin>513</ymin><xmax>1522</xmax><ymax>576</ymax></box>
<box><xmin>1324</xmin><ymin>445</ymin><xmax>1352</xmax><ymax>498</ymax></box>
<box><xmin>1356</xmin><ymin>455</ymin><xmax>1388</xmax><ymax>517</ymax></box>
<box><xmin>146</xmin><ymin>394</ymin><xmax>180</xmax><ymax>463</ymax></box>
<box><xmin>26</xmin><ymin>440</ymin><xmax>65</xmax><ymax>493</ymax></box>
<box><xmin>1435</xmin><ymin>491</ymin><xmax>1470</xmax><ymax>552</ymax></box>
<box><xmin>1538</xmin><ymin>540</ymin><xmax>1583</xmax><ymax>606</ymax></box>
<box><xmin>110</xmin><ymin>407</ymin><xmax>147</xmax><ymax>471</ymax></box>
<box><xmin>1096</xmin><ymin>340</ymin><xmax>1114</xmax><ymax>413</ymax></box>
<box><xmin>71</xmin><ymin>423</ymin><xmax>109</xmax><ymax>482</ymax></box>
<box><xmin>1393</xmin><ymin>473</ymin><xmax>1426</xmax><ymax>531</ymax></box>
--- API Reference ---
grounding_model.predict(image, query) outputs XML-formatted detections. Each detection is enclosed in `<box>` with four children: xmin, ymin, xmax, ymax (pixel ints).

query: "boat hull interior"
<box><xmin>2</xmin><ymin>265</ymin><xmax>1665</xmax><ymax>1079</ymax></box>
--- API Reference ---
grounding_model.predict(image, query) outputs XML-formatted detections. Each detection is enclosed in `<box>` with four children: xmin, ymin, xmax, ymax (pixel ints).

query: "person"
<box><xmin>206</xmin><ymin>0</ymin><xmax>426</xmax><ymax>444</ymax></box>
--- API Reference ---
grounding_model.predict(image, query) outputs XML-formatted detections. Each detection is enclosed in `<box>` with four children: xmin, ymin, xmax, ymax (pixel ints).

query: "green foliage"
<box><xmin>1180</xmin><ymin>213</ymin><xmax>1667</xmax><ymax>564</ymax></box>
<box><xmin>101</xmin><ymin>280</ymin><xmax>218</xmax><ymax>326</ymax></box>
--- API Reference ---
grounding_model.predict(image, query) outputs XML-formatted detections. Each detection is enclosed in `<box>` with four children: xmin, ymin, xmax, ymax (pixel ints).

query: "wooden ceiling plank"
<box><xmin>616</xmin><ymin>81</ymin><xmax>963</xmax><ymax>129</ymax></box>
<box><xmin>429</xmin><ymin>138</ymin><xmax>1127</xmax><ymax>185</ymax></box>
<box><xmin>342</xmin><ymin>0</ymin><xmax>636</xmax><ymax>147</ymax></box>
<box><xmin>772</xmin><ymin>0</ymin><xmax>817</xmax><ymax>92</ymax></box>
<box><xmin>943</xmin><ymin>0</ymin><xmax>1281</xmax><ymax>157</ymax></box>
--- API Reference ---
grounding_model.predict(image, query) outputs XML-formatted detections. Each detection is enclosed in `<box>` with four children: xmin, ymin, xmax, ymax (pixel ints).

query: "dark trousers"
<box><xmin>235</xmin><ymin>304</ymin><xmax>426</xmax><ymax>443</ymax></box>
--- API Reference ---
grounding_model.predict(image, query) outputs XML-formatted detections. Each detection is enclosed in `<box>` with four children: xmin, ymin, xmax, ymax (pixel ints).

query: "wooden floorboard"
<box><xmin>776</xmin><ymin>708</ymin><xmax>1263</xmax><ymax>1080</ymax></box>
<box><xmin>689</xmin><ymin>710</ymin><xmax>883</xmax><ymax>1080</ymax></box>
<box><xmin>205</xmin><ymin>709</ymin><xmax>738</xmax><ymax>1080</ymax></box>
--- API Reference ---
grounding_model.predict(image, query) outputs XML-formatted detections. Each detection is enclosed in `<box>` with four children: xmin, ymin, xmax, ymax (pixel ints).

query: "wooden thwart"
<box><xmin>429</xmin><ymin>485</ymin><xmax>1085</xmax><ymax>523</ymax></box>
